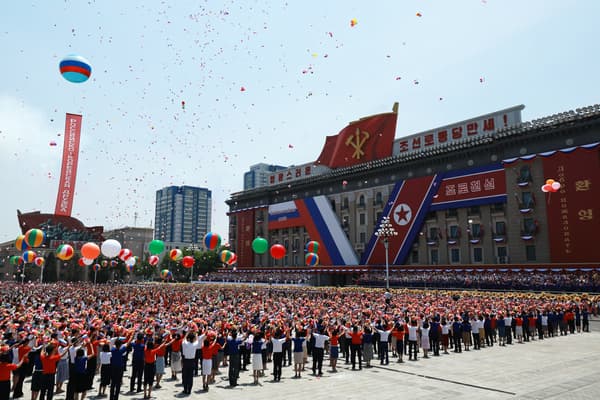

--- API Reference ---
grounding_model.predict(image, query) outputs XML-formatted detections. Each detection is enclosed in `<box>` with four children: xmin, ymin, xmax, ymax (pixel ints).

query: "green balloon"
<box><xmin>148</xmin><ymin>240</ymin><xmax>165</xmax><ymax>255</ymax></box>
<box><xmin>252</xmin><ymin>237</ymin><xmax>268</xmax><ymax>254</ymax></box>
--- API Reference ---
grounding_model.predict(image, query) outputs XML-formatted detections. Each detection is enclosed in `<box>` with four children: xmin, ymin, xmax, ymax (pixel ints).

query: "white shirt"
<box><xmin>313</xmin><ymin>333</ymin><xmax>329</xmax><ymax>349</ymax></box>
<box><xmin>100</xmin><ymin>351</ymin><xmax>112</xmax><ymax>365</ymax></box>
<box><xmin>181</xmin><ymin>337</ymin><xmax>202</xmax><ymax>359</ymax></box>
<box><xmin>271</xmin><ymin>337</ymin><xmax>287</xmax><ymax>353</ymax></box>
<box><xmin>408</xmin><ymin>326</ymin><xmax>419</xmax><ymax>341</ymax></box>
<box><xmin>376</xmin><ymin>328</ymin><xmax>392</xmax><ymax>342</ymax></box>
<box><xmin>441</xmin><ymin>324</ymin><xmax>449</xmax><ymax>335</ymax></box>
<box><xmin>471</xmin><ymin>321</ymin><xmax>480</xmax><ymax>333</ymax></box>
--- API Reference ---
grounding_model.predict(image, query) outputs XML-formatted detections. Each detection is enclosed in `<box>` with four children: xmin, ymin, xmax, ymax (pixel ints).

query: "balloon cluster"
<box><xmin>305</xmin><ymin>240</ymin><xmax>320</xmax><ymax>267</ymax></box>
<box><xmin>541</xmin><ymin>178</ymin><xmax>561</xmax><ymax>193</ymax></box>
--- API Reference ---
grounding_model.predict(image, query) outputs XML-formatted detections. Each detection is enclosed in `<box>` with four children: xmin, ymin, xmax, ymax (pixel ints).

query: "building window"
<box><xmin>491</xmin><ymin>203</ymin><xmax>505</xmax><ymax>213</ymax></box>
<box><xmin>473</xmin><ymin>247</ymin><xmax>483</xmax><ymax>263</ymax></box>
<box><xmin>411</xmin><ymin>250</ymin><xmax>419</xmax><ymax>263</ymax></box>
<box><xmin>449</xmin><ymin>225</ymin><xmax>460</xmax><ymax>239</ymax></box>
<box><xmin>497</xmin><ymin>246</ymin><xmax>508</xmax><ymax>263</ymax></box>
<box><xmin>470</xmin><ymin>223</ymin><xmax>482</xmax><ymax>239</ymax></box>
<box><xmin>430</xmin><ymin>249</ymin><xmax>439</xmax><ymax>264</ymax></box>
<box><xmin>450</xmin><ymin>248</ymin><xmax>460</xmax><ymax>263</ymax></box>
<box><xmin>523</xmin><ymin>218</ymin><xmax>537</xmax><ymax>235</ymax></box>
<box><xmin>375</xmin><ymin>192</ymin><xmax>383</xmax><ymax>205</ymax></box>
<box><xmin>359</xmin><ymin>232</ymin><xmax>366</xmax><ymax>244</ymax></box>
<box><xmin>376</xmin><ymin>211</ymin><xmax>383</xmax><ymax>223</ymax></box>
<box><xmin>526</xmin><ymin>245</ymin><xmax>536</xmax><ymax>261</ymax></box>
<box><xmin>330</xmin><ymin>200</ymin><xmax>336</xmax><ymax>212</ymax></box>
<box><xmin>446</xmin><ymin>208</ymin><xmax>458</xmax><ymax>218</ymax></box>
<box><xmin>359</xmin><ymin>213</ymin><xmax>366</xmax><ymax>225</ymax></box>
<box><xmin>521</xmin><ymin>192</ymin><xmax>534</xmax><ymax>208</ymax></box>
<box><xmin>468</xmin><ymin>206</ymin><xmax>480</xmax><ymax>216</ymax></box>
<box><xmin>495</xmin><ymin>221</ymin><xmax>506</xmax><ymax>236</ymax></box>
<box><xmin>358</xmin><ymin>195</ymin><xmax>365</xmax><ymax>207</ymax></box>
<box><xmin>342</xmin><ymin>198</ymin><xmax>349</xmax><ymax>210</ymax></box>
<box><xmin>518</xmin><ymin>165</ymin><xmax>532</xmax><ymax>183</ymax></box>
<box><xmin>428</xmin><ymin>227</ymin><xmax>439</xmax><ymax>240</ymax></box>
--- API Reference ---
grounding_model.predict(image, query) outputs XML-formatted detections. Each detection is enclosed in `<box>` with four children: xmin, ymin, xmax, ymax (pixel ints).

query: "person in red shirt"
<box><xmin>392</xmin><ymin>323</ymin><xmax>405</xmax><ymax>363</ymax></box>
<box><xmin>1</xmin><ymin>350</ymin><xmax>26</xmax><ymax>400</ymax></box>
<box><xmin>202</xmin><ymin>336</ymin><xmax>221</xmax><ymax>391</ymax></box>
<box><xmin>169</xmin><ymin>334</ymin><xmax>183</xmax><ymax>381</ymax></box>
<box><xmin>348</xmin><ymin>325</ymin><xmax>363</xmax><ymax>370</ymax></box>
<box><xmin>327</xmin><ymin>326</ymin><xmax>340</xmax><ymax>372</ymax></box>
<box><xmin>143</xmin><ymin>338</ymin><xmax>173</xmax><ymax>399</ymax></box>
<box><xmin>40</xmin><ymin>342</ymin><xmax>71</xmax><ymax>400</ymax></box>
<box><xmin>12</xmin><ymin>338</ymin><xmax>31</xmax><ymax>399</ymax></box>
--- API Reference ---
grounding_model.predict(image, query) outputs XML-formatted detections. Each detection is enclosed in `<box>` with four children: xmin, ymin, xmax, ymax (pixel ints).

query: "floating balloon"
<box><xmin>160</xmin><ymin>269</ymin><xmax>172</xmax><ymax>280</ymax></box>
<box><xmin>22</xmin><ymin>251</ymin><xmax>37</xmax><ymax>263</ymax></box>
<box><xmin>252</xmin><ymin>237</ymin><xmax>268</xmax><ymax>254</ymax></box>
<box><xmin>541</xmin><ymin>184</ymin><xmax>551</xmax><ymax>193</ymax></box>
<box><xmin>101</xmin><ymin>239</ymin><xmax>121</xmax><ymax>258</ymax></box>
<box><xmin>305</xmin><ymin>252</ymin><xmax>319</xmax><ymax>266</ymax></box>
<box><xmin>77</xmin><ymin>258</ymin><xmax>87</xmax><ymax>267</ymax></box>
<box><xmin>204</xmin><ymin>232</ymin><xmax>222</xmax><ymax>250</ymax></box>
<box><xmin>81</xmin><ymin>242</ymin><xmax>100</xmax><ymax>260</ymax></box>
<box><xmin>118</xmin><ymin>248</ymin><xmax>133</xmax><ymax>262</ymax></box>
<box><xmin>59</xmin><ymin>54</ymin><xmax>92</xmax><ymax>83</ymax></box>
<box><xmin>110</xmin><ymin>260</ymin><xmax>118</xmax><ymax>268</ymax></box>
<box><xmin>551</xmin><ymin>181</ymin><xmax>561</xmax><ymax>191</ymax></box>
<box><xmin>182</xmin><ymin>256</ymin><xmax>194</xmax><ymax>268</ymax></box>
<box><xmin>34</xmin><ymin>257</ymin><xmax>44</xmax><ymax>267</ymax></box>
<box><xmin>228</xmin><ymin>252</ymin><xmax>237</xmax><ymax>265</ymax></box>
<box><xmin>148</xmin><ymin>240</ymin><xmax>165</xmax><ymax>255</ymax></box>
<box><xmin>9</xmin><ymin>256</ymin><xmax>20</xmax><ymax>265</ymax></box>
<box><xmin>125</xmin><ymin>257</ymin><xmax>136</xmax><ymax>267</ymax></box>
<box><xmin>169</xmin><ymin>249</ymin><xmax>183</xmax><ymax>261</ymax></box>
<box><xmin>220</xmin><ymin>250</ymin><xmax>234</xmax><ymax>264</ymax></box>
<box><xmin>270</xmin><ymin>244</ymin><xmax>286</xmax><ymax>260</ymax></box>
<box><xmin>24</xmin><ymin>229</ymin><xmax>45</xmax><ymax>248</ymax></box>
<box><xmin>350</xmin><ymin>18</ymin><xmax>358</xmax><ymax>27</ymax></box>
<box><xmin>542</xmin><ymin>179</ymin><xmax>562</xmax><ymax>193</ymax></box>
<box><xmin>82</xmin><ymin>258</ymin><xmax>94</xmax><ymax>266</ymax></box>
<box><xmin>546</xmin><ymin>179</ymin><xmax>555</xmax><ymax>185</ymax></box>
<box><xmin>56</xmin><ymin>244</ymin><xmax>74</xmax><ymax>261</ymax></box>
<box><xmin>15</xmin><ymin>235</ymin><xmax>29</xmax><ymax>252</ymax></box>
<box><xmin>92</xmin><ymin>264</ymin><xmax>101</xmax><ymax>272</ymax></box>
<box><xmin>101</xmin><ymin>260</ymin><xmax>108</xmax><ymax>268</ymax></box>
<box><xmin>148</xmin><ymin>255</ymin><xmax>159</xmax><ymax>266</ymax></box>
<box><xmin>305</xmin><ymin>241</ymin><xmax>319</xmax><ymax>253</ymax></box>
<box><xmin>125</xmin><ymin>263</ymin><xmax>134</xmax><ymax>272</ymax></box>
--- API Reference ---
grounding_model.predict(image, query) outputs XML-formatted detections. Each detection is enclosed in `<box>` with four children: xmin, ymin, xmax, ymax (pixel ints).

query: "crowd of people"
<box><xmin>356</xmin><ymin>270</ymin><xmax>600</xmax><ymax>292</ymax></box>
<box><xmin>202</xmin><ymin>271</ymin><xmax>311</xmax><ymax>285</ymax></box>
<box><xmin>0</xmin><ymin>282</ymin><xmax>596</xmax><ymax>400</ymax></box>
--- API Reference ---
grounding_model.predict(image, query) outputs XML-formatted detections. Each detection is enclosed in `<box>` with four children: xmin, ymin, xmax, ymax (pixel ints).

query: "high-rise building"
<box><xmin>243</xmin><ymin>163</ymin><xmax>287</xmax><ymax>190</ymax></box>
<box><xmin>154</xmin><ymin>186</ymin><xmax>211</xmax><ymax>244</ymax></box>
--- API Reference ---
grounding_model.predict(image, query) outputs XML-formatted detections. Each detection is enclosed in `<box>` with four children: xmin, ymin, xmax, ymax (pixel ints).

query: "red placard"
<box><xmin>432</xmin><ymin>167</ymin><xmax>506</xmax><ymax>206</ymax></box>
<box><xmin>54</xmin><ymin>113</ymin><xmax>82</xmax><ymax>216</ymax></box>
<box><xmin>543</xmin><ymin>147</ymin><xmax>600</xmax><ymax>262</ymax></box>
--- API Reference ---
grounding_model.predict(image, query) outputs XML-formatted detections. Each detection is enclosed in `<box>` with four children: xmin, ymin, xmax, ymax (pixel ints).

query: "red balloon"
<box><xmin>541</xmin><ymin>184</ymin><xmax>551</xmax><ymax>193</ymax></box>
<box><xmin>182</xmin><ymin>256</ymin><xmax>194</xmax><ymax>268</ymax></box>
<box><xmin>270</xmin><ymin>244</ymin><xmax>286</xmax><ymax>260</ymax></box>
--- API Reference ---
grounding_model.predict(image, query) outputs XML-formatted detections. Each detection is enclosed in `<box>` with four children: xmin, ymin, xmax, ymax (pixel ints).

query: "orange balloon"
<box><xmin>81</xmin><ymin>242</ymin><xmax>101</xmax><ymax>260</ymax></box>
<box><xmin>546</xmin><ymin>179</ymin><xmax>554</xmax><ymax>185</ymax></box>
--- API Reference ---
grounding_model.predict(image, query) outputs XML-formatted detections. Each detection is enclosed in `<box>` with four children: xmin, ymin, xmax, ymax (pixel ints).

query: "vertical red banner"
<box><xmin>54</xmin><ymin>113</ymin><xmax>82</xmax><ymax>216</ymax></box>
<box><xmin>235</xmin><ymin>209</ymin><xmax>256</xmax><ymax>267</ymax></box>
<box><xmin>542</xmin><ymin>146</ymin><xmax>600</xmax><ymax>262</ymax></box>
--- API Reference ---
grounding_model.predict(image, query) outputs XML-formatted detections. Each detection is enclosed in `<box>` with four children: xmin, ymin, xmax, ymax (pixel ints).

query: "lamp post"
<box><xmin>375</xmin><ymin>216</ymin><xmax>398</xmax><ymax>290</ymax></box>
<box><xmin>467</xmin><ymin>219</ymin><xmax>473</xmax><ymax>264</ymax></box>
<box><xmin>189</xmin><ymin>242</ymin><xmax>197</xmax><ymax>283</ymax></box>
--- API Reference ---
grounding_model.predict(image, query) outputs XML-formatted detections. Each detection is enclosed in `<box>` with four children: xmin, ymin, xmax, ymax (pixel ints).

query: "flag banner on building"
<box><xmin>429</xmin><ymin>164</ymin><xmax>507</xmax><ymax>211</ymax></box>
<box><xmin>315</xmin><ymin>110</ymin><xmax>398</xmax><ymax>169</ymax></box>
<box><xmin>234</xmin><ymin>208</ymin><xmax>258</xmax><ymax>267</ymax></box>
<box><xmin>55</xmin><ymin>113</ymin><xmax>82</xmax><ymax>216</ymax></box>
<box><xmin>361</xmin><ymin>175</ymin><xmax>442</xmax><ymax>266</ymax></box>
<box><xmin>541</xmin><ymin>143</ymin><xmax>600</xmax><ymax>262</ymax></box>
<box><xmin>268</xmin><ymin>196</ymin><xmax>359</xmax><ymax>265</ymax></box>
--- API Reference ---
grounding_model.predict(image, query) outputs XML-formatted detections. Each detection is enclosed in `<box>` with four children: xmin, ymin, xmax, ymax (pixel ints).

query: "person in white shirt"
<box><xmin>98</xmin><ymin>343</ymin><xmax>111</xmax><ymax>398</ymax></box>
<box><xmin>270</xmin><ymin>328</ymin><xmax>288</xmax><ymax>382</ymax></box>
<box><xmin>311</xmin><ymin>329</ymin><xmax>329</xmax><ymax>376</ymax></box>
<box><xmin>374</xmin><ymin>323</ymin><xmax>393</xmax><ymax>365</ymax></box>
<box><xmin>181</xmin><ymin>331</ymin><xmax>204</xmax><ymax>395</ymax></box>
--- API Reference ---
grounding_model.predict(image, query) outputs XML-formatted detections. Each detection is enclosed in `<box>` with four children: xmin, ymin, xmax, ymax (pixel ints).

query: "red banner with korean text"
<box><xmin>54</xmin><ymin>113</ymin><xmax>82</xmax><ymax>216</ymax></box>
<box><xmin>233</xmin><ymin>208</ymin><xmax>258</xmax><ymax>267</ymax></box>
<box><xmin>542</xmin><ymin>146</ymin><xmax>600</xmax><ymax>262</ymax></box>
<box><xmin>316</xmin><ymin>111</ymin><xmax>397</xmax><ymax>168</ymax></box>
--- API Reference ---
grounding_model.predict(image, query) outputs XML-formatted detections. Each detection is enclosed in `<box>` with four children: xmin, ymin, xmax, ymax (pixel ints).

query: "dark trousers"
<box><xmin>228</xmin><ymin>353</ymin><xmax>240</xmax><ymax>386</ymax></box>
<box><xmin>350</xmin><ymin>344</ymin><xmax>362</xmax><ymax>369</ymax></box>
<box><xmin>182</xmin><ymin>358</ymin><xmax>195</xmax><ymax>394</ymax></box>
<box><xmin>396</xmin><ymin>340</ymin><xmax>404</xmax><ymax>358</ymax></box>
<box><xmin>378</xmin><ymin>342</ymin><xmax>389</xmax><ymax>364</ymax></box>
<box><xmin>12</xmin><ymin>369</ymin><xmax>26</xmax><ymax>398</ymax></box>
<box><xmin>431</xmin><ymin>338</ymin><xmax>440</xmax><ymax>355</ymax></box>
<box><xmin>65</xmin><ymin>363</ymin><xmax>75</xmax><ymax>400</ymax></box>
<box><xmin>453</xmin><ymin>335</ymin><xmax>462</xmax><ymax>352</ymax></box>
<box><xmin>408</xmin><ymin>340</ymin><xmax>418</xmax><ymax>359</ymax></box>
<box><xmin>193</xmin><ymin>349</ymin><xmax>201</xmax><ymax>376</ymax></box>
<box><xmin>40</xmin><ymin>373</ymin><xmax>55</xmax><ymax>400</ymax></box>
<box><xmin>312</xmin><ymin>347</ymin><xmax>324</xmax><ymax>374</ymax></box>
<box><xmin>0</xmin><ymin>380</ymin><xmax>10</xmax><ymax>400</ymax></box>
<box><xmin>130</xmin><ymin>358</ymin><xmax>143</xmax><ymax>392</ymax></box>
<box><xmin>282</xmin><ymin>342</ymin><xmax>292</xmax><ymax>366</ymax></box>
<box><xmin>485</xmin><ymin>329</ymin><xmax>494</xmax><ymax>346</ymax></box>
<box><xmin>272</xmin><ymin>352</ymin><xmax>283</xmax><ymax>381</ymax></box>
<box><xmin>342</xmin><ymin>338</ymin><xmax>350</xmax><ymax>363</ymax></box>
<box><xmin>109</xmin><ymin>365</ymin><xmax>124</xmax><ymax>400</ymax></box>
<box><xmin>472</xmin><ymin>333</ymin><xmax>480</xmax><ymax>349</ymax></box>
<box><xmin>506</xmin><ymin>328</ymin><xmax>512</xmax><ymax>344</ymax></box>
<box><xmin>87</xmin><ymin>356</ymin><xmax>97</xmax><ymax>390</ymax></box>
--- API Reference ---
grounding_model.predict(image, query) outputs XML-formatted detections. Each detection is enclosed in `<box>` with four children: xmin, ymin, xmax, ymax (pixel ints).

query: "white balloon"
<box><xmin>101</xmin><ymin>239</ymin><xmax>121</xmax><ymax>258</ymax></box>
<box><xmin>83</xmin><ymin>257</ymin><xmax>94</xmax><ymax>266</ymax></box>
<box><xmin>125</xmin><ymin>257</ymin><xmax>136</xmax><ymax>266</ymax></box>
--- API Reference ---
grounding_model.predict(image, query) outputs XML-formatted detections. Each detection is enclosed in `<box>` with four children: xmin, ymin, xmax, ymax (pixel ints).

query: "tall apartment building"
<box><xmin>154</xmin><ymin>186</ymin><xmax>211</xmax><ymax>244</ymax></box>
<box><xmin>243</xmin><ymin>163</ymin><xmax>287</xmax><ymax>190</ymax></box>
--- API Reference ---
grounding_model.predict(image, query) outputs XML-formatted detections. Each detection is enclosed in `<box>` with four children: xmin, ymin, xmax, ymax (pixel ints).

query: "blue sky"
<box><xmin>1</xmin><ymin>0</ymin><xmax>599</xmax><ymax>244</ymax></box>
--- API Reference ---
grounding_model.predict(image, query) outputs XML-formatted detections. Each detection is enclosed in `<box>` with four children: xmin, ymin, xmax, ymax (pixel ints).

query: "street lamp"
<box><xmin>189</xmin><ymin>242</ymin><xmax>198</xmax><ymax>283</ymax></box>
<box><xmin>375</xmin><ymin>216</ymin><xmax>398</xmax><ymax>290</ymax></box>
<box><xmin>467</xmin><ymin>219</ymin><xmax>473</xmax><ymax>264</ymax></box>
